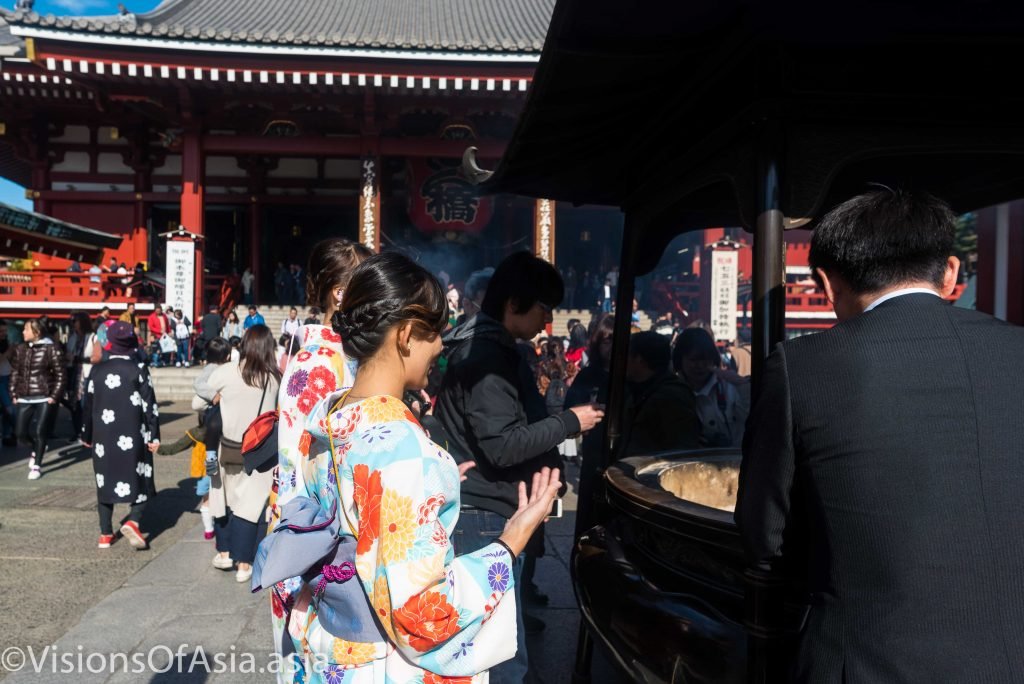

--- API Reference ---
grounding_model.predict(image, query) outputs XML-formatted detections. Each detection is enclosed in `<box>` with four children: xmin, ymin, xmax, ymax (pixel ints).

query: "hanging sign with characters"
<box><xmin>708</xmin><ymin>246</ymin><xmax>739</xmax><ymax>342</ymax></box>
<box><xmin>407</xmin><ymin>124</ymin><xmax>493</xmax><ymax>233</ymax></box>
<box><xmin>165</xmin><ymin>239</ymin><xmax>196</xmax><ymax>317</ymax></box>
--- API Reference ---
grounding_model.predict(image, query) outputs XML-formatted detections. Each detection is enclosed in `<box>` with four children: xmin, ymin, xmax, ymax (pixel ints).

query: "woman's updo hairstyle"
<box><xmin>305</xmin><ymin>238</ymin><xmax>372</xmax><ymax>310</ymax></box>
<box><xmin>333</xmin><ymin>252</ymin><xmax>447</xmax><ymax>362</ymax></box>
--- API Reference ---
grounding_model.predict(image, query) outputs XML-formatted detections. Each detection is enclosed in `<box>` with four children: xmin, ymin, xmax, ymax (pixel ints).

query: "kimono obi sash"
<box><xmin>253</xmin><ymin>496</ymin><xmax>385</xmax><ymax>643</ymax></box>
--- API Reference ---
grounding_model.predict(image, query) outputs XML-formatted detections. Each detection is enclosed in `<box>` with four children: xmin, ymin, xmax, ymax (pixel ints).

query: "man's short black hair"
<box><xmin>481</xmin><ymin>252</ymin><xmax>563</xmax><ymax>321</ymax></box>
<box><xmin>809</xmin><ymin>188</ymin><xmax>956</xmax><ymax>294</ymax></box>
<box><xmin>629</xmin><ymin>331</ymin><xmax>671</xmax><ymax>374</ymax></box>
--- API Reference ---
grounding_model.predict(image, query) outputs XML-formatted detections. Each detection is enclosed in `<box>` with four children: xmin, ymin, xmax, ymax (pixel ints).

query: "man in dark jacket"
<box><xmin>197</xmin><ymin>304</ymin><xmax>221</xmax><ymax>362</ymax></box>
<box><xmin>737</xmin><ymin>189</ymin><xmax>1024</xmax><ymax>682</ymax></box>
<box><xmin>621</xmin><ymin>331</ymin><xmax>700</xmax><ymax>456</ymax></box>
<box><xmin>434</xmin><ymin>251</ymin><xmax>603</xmax><ymax>684</ymax></box>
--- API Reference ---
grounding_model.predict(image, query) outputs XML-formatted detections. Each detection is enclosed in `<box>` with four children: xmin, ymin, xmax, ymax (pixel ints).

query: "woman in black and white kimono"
<box><xmin>82</xmin><ymin>321</ymin><xmax>160</xmax><ymax>550</ymax></box>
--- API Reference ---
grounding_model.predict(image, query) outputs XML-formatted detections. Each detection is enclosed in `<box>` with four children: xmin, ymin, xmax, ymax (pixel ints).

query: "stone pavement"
<box><xmin>0</xmin><ymin>401</ymin><xmax>627</xmax><ymax>683</ymax></box>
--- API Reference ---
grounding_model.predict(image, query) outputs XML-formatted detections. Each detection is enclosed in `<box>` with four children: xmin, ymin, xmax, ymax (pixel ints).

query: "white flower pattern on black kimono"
<box><xmin>83</xmin><ymin>359</ymin><xmax>160</xmax><ymax>505</ymax></box>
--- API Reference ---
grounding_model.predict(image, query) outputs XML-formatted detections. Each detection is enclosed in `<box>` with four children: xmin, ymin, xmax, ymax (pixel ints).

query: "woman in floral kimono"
<box><xmin>269</xmin><ymin>238</ymin><xmax>370</xmax><ymax>674</ymax></box>
<box><xmin>82</xmin><ymin>321</ymin><xmax>160</xmax><ymax>550</ymax></box>
<box><xmin>255</xmin><ymin>252</ymin><xmax>561</xmax><ymax>683</ymax></box>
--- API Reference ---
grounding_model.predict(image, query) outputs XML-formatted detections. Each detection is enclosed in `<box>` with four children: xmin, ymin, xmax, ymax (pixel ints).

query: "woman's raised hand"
<box><xmin>498</xmin><ymin>467</ymin><xmax>562</xmax><ymax>557</ymax></box>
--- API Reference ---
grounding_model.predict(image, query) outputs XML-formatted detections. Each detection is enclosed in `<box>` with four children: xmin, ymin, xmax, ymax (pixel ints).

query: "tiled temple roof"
<box><xmin>5</xmin><ymin>0</ymin><xmax>554</xmax><ymax>54</ymax></box>
<box><xmin>0</xmin><ymin>15</ymin><xmax>25</xmax><ymax>57</ymax></box>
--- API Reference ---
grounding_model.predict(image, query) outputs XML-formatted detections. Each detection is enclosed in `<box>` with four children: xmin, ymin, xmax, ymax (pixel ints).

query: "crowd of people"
<box><xmin>0</xmin><ymin>181</ymin><xmax>1017</xmax><ymax>682</ymax></box>
<box><xmin>0</xmin><ymin>232</ymin><xmax>751</xmax><ymax>680</ymax></box>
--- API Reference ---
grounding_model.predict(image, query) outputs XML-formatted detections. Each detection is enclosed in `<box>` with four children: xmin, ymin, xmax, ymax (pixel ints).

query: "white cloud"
<box><xmin>49</xmin><ymin>0</ymin><xmax>109</xmax><ymax>14</ymax></box>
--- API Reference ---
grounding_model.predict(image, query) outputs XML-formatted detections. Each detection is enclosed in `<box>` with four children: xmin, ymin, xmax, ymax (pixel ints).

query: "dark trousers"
<box><xmin>98</xmin><ymin>501</ymin><xmax>146</xmax><ymax>536</ymax></box>
<box><xmin>214</xmin><ymin>509</ymin><xmax>259</xmax><ymax>564</ymax></box>
<box><xmin>63</xmin><ymin>365</ymin><xmax>83</xmax><ymax>435</ymax></box>
<box><xmin>202</xmin><ymin>406</ymin><xmax>222</xmax><ymax>450</ymax></box>
<box><xmin>16</xmin><ymin>401</ymin><xmax>57</xmax><ymax>465</ymax></box>
<box><xmin>453</xmin><ymin>507</ymin><xmax>528</xmax><ymax>684</ymax></box>
<box><xmin>0</xmin><ymin>376</ymin><xmax>14</xmax><ymax>439</ymax></box>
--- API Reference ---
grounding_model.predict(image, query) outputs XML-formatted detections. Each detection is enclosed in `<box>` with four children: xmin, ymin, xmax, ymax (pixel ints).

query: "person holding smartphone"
<box><xmin>434</xmin><ymin>252</ymin><xmax>604</xmax><ymax>683</ymax></box>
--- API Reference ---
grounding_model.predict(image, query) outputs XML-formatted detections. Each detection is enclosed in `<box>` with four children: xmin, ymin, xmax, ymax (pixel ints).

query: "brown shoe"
<box><xmin>120</xmin><ymin>521</ymin><xmax>148</xmax><ymax>550</ymax></box>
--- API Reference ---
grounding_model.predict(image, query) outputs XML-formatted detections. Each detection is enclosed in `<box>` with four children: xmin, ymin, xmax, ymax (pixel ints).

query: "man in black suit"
<box><xmin>736</xmin><ymin>189</ymin><xmax>1024</xmax><ymax>683</ymax></box>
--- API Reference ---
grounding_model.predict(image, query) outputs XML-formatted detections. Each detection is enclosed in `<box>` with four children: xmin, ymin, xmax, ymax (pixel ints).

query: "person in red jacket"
<box><xmin>146</xmin><ymin>305</ymin><xmax>172</xmax><ymax>367</ymax></box>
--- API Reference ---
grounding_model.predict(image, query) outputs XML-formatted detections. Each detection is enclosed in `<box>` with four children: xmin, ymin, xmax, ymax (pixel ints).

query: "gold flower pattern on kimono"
<box><xmin>378</xmin><ymin>488</ymin><xmax>416</xmax><ymax>565</ymax></box>
<box><xmin>331</xmin><ymin>638</ymin><xmax>376</xmax><ymax>666</ymax></box>
<box><xmin>372</xmin><ymin>573</ymin><xmax>398</xmax><ymax>643</ymax></box>
<box><xmin>360</xmin><ymin>395</ymin><xmax>413</xmax><ymax>425</ymax></box>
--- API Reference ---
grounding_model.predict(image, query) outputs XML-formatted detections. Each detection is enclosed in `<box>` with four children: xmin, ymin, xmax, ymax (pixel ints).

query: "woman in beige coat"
<box><xmin>208</xmin><ymin>324</ymin><xmax>280</xmax><ymax>583</ymax></box>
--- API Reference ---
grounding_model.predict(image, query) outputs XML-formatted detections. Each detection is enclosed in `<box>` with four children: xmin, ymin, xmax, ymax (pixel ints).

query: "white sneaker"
<box><xmin>27</xmin><ymin>466</ymin><xmax>40</xmax><ymax>480</ymax></box>
<box><xmin>212</xmin><ymin>553</ymin><xmax>233</xmax><ymax>570</ymax></box>
<box><xmin>175</xmin><ymin>362</ymin><xmax>182</xmax><ymax>368</ymax></box>
<box><xmin>235</xmin><ymin>566</ymin><xmax>253</xmax><ymax>583</ymax></box>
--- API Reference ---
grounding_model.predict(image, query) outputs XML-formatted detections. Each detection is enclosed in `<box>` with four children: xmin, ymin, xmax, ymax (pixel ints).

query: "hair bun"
<box><xmin>331</xmin><ymin>310</ymin><xmax>360</xmax><ymax>341</ymax></box>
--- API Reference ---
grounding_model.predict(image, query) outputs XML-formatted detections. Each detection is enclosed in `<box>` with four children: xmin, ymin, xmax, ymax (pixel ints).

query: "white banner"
<box><xmin>165</xmin><ymin>240</ymin><xmax>195</xmax><ymax>316</ymax></box>
<box><xmin>709</xmin><ymin>249</ymin><xmax>738</xmax><ymax>342</ymax></box>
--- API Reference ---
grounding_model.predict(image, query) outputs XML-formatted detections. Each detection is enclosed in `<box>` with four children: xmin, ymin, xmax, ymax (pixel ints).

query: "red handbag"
<box><xmin>242</xmin><ymin>381</ymin><xmax>279</xmax><ymax>475</ymax></box>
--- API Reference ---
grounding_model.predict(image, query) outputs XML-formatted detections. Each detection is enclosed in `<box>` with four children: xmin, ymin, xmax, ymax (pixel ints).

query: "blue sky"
<box><xmin>21</xmin><ymin>0</ymin><xmax>160</xmax><ymax>16</ymax></box>
<box><xmin>2</xmin><ymin>1</ymin><xmax>161</xmax><ymax>208</ymax></box>
<box><xmin>0</xmin><ymin>179</ymin><xmax>31</xmax><ymax>210</ymax></box>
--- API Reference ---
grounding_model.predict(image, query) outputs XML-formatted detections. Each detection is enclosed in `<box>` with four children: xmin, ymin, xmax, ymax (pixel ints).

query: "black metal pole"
<box><xmin>746</xmin><ymin>122</ymin><xmax>788</xmax><ymax>683</ymax></box>
<box><xmin>751</xmin><ymin>125</ymin><xmax>786</xmax><ymax>376</ymax></box>
<box><xmin>571</xmin><ymin>210</ymin><xmax>635</xmax><ymax>684</ymax></box>
<box><xmin>603</xmin><ymin>213</ymin><xmax>638</xmax><ymax>466</ymax></box>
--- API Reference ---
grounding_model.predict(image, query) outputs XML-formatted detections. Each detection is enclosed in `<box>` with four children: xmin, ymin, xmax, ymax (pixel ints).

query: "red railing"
<box><xmin>0</xmin><ymin>270</ymin><xmax>157</xmax><ymax>313</ymax></box>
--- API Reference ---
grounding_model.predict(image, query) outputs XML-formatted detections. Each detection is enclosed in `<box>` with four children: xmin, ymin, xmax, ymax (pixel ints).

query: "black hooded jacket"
<box><xmin>433</xmin><ymin>313</ymin><xmax>581</xmax><ymax>518</ymax></box>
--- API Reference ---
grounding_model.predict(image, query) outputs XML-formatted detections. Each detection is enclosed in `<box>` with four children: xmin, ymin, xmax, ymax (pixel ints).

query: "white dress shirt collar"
<box><xmin>864</xmin><ymin>287</ymin><xmax>940</xmax><ymax>312</ymax></box>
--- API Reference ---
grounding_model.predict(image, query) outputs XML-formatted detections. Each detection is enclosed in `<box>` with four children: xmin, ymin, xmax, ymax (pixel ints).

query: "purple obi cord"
<box><xmin>315</xmin><ymin>561</ymin><xmax>356</xmax><ymax>596</ymax></box>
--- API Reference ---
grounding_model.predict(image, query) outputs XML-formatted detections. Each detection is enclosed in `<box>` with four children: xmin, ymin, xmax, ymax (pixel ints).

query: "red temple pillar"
<box><xmin>181</xmin><ymin>130</ymin><xmax>205</xmax><ymax>320</ymax></box>
<box><xmin>132</xmin><ymin>168</ymin><xmax>150</xmax><ymax>269</ymax></box>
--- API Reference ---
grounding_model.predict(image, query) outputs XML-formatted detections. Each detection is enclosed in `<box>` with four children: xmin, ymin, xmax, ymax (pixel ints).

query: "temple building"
<box><xmin>0</xmin><ymin>0</ymin><xmax>624</xmax><ymax>316</ymax></box>
<box><xmin>0</xmin><ymin>0</ymin><xmax>1017</xmax><ymax>326</ymax></box>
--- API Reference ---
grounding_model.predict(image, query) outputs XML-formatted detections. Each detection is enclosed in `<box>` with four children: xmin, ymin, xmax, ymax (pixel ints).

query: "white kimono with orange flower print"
<box><xmin>285</xmin><ymin>393</ymin><xmax>518</xmax><ymax>684</ymax></box>
<box><xmin>269</xmin><ymin>324</ymin><xmax>355</xmax><ymax>683</ymax></box>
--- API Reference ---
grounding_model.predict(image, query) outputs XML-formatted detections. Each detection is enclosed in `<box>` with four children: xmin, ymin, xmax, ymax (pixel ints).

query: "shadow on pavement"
<box><xmin>131</xmin><ymin>477</ymin><xmax>201</xmax><ymax>545</ymax></box>
<box><xmin>37</xmin><ymin>443</ymin><xmax>92</xmax><ymax>474</ymax></box>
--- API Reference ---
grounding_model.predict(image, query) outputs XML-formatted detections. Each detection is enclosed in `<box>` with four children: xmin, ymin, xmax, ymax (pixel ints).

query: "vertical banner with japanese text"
<box><xmin>534</xmin><ymin>199</ymin><xmax>555</xmax><ymax>264</ymax></box>
<box><xmin>360</xmin><ymin>157</ymin><xmax>381</xmax><ymax>252</ymax></box>
<box><xmin>709</xmin><ymin>248</ymin><xmax>738</xmax><ymax>342</ymax></box>
<box><xmin>165</xmin><ymin>240</ymin><xmax>196</xmax><ymax>317</ymax></box>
